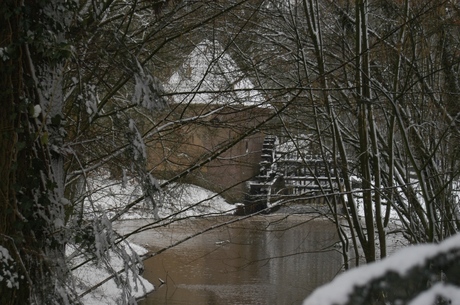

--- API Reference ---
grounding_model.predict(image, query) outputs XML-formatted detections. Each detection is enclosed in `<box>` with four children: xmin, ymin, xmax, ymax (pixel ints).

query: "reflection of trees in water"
<box><xmin>135</xmin><ymin>216</ymin><xmax>342</xmax><ymax>305</ymax></box>
<box><xmin>264</xmin><ymin>219</ymin><xmax>342</xmax><ymax>299</ymax></box>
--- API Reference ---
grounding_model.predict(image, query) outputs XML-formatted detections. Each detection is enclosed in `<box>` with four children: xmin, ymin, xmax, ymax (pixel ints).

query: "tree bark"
<box><xmin>0</xmin><ymin>1</ymin><xmax>74</xmax><ymax>304</ymax></box>
<box><xmin>1</xmin><ymin>2</ymin><xmax>29</xmax><ymax>302</ymax></box>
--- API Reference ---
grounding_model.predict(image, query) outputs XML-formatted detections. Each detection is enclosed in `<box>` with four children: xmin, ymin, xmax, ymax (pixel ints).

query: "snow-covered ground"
<box><xmin>70</xmin><ymin>242</ymin><xmax>154</xmax><ymax>305</ymax></box>
<box><xmin>71</xmin><ymin>173</ymin><xmax>235</xmax><ymax>304</ymax></box>
<box><xmin>85</xmin><ymin>173</ymin><xmax>235</xmax><ymax>220</ymax></box>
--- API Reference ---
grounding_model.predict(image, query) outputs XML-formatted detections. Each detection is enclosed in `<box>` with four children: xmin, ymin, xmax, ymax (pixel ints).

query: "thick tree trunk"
<box><xmin>0</xmin><ymin>1</ymin><xmax>73</xmax><ymax>304</ymax></box>
<box><xmin>0</xmin><ymin>2</ymin><xmax>30</xmax><ymax>302</ymax></box>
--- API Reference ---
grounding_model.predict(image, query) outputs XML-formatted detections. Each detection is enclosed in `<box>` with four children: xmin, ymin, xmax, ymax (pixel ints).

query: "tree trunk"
<box><xmin>355</xmin><ymin>0</ymin><xmax>375</xmax><ymax>263</ymax></box>
<box><xmin>1</xmin><ymin>2</ymin><xmax>30</xmax><ymax>302</ymax></box>
<box><xmin>0</xmin><ymin>1</ymin><xmax>74</xmax><ymax>304</ymax></box>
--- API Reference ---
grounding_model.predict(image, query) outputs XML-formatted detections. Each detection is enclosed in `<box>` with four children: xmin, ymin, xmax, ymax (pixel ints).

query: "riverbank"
<box><xmin>70</xmin><ymin>241</ymin><xmax>154</xmax><ymax>305</ymax></box>
<box><xmin>72</xmin><ymin>173</ymin><xmax>235</xmax><ymax>304</ymax></box>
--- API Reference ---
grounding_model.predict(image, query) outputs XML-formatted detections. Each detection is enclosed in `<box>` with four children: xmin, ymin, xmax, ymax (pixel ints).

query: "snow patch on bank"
<box><xmin>85</xmin><ymin>173</ymin><xmax>235</xmax><ymax>220</ymax></box>
<box><xmin>72</xmin><ymin>173</ymin><xmax>235</xmax><ymax>304</ymax></box>
<box><xmin>70</xmin><ymin>241</ymin><xmax>154</xmax><ymax>305</ymax></box>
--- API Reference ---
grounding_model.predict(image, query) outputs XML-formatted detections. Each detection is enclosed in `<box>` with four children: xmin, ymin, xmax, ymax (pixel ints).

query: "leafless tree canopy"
<box><xmin>1</xmin><ymin>0</ymin><xmax>460</xmax><ymax>304</ymax></box>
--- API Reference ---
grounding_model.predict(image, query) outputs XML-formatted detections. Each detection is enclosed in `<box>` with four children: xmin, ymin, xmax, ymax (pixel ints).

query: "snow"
<box><xmin>302</xmin><ymin>233</ymin><xmax>460</xmax><ymax>305</ymax></box>
<box><xmin>0</xmin><ymin>47</ymin><xmax>10</xmax><ymax>61</ymax></box>
<box><xmin>156</xmin><ymin>182</ymin><xmax>235</xmax><ymax>217</ymax></box>
<box><xmin>132</xmin><ymin>59</ymin><xmax>165</xmax><ymax>111</ymax></box>
<box><xmin>128</xmin><ymin>119</ymin><xmax>147</xmax><ymax>161</ymax></box>
<box><xmin>84</xmin><ymin>172</ymin><xmax>235</xmax><ymax>220</ymax></box>
<box><xmin>70</xmin><ymin>241</ymin><xmax>154</xmax><ymax>305</ymax></box>
<box><xmin>32</xmin><ymin>104</ymin><xmax>42</xmax><ymax>118</ymax></box>
<box><xmin>0</xmin><ymin>246</ymin><xmax>19</xmax><ymax>289</ymax></box>
<box><xmin>167</xmin><ymin>39</ymin><xmax>264</xmax><ymax>106</ymax></box>
<box><xmin>83</xmin><ymin>84</ymin><xmax>99</xmax><ymax>118</ymax></box>
<box><xmin>70</xmin><ymin>172</ymin><xmax>235</xmax><ymax>304</ymax></box>
<box><xmin>408</xmin><ymin>283</ymin><xmax>460</xmax><ymax>305</ymax></box>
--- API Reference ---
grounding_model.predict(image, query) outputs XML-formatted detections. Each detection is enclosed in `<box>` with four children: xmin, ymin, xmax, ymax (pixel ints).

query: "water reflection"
<box><xmin>115</xmin><ymin>215</ymin><xmax>343</xmax><ymax>305</ymax></box>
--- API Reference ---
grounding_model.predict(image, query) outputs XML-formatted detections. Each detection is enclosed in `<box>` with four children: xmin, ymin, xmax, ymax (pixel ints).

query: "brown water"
<box><xmin>115</xmin><ymin>215</ymin><xmax>343</xmax><ymax>305</ymax></box>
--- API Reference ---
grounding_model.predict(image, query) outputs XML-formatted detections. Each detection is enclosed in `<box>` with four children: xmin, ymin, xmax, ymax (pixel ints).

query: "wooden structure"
<box><xmin>241</xmin><ymin>135</ymin><xmax>342</xmax><ymax>214</ymax></box>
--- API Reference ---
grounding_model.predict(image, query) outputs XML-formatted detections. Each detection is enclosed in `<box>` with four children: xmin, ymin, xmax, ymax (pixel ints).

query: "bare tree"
<box><xmin>237</xmin><ymin>0</ymin><xmax>460</xmax><ymax>266</ymax></box>
<box><xmin>3</xmin><ymin>0</ymin><xmax>460</xmax><ymax>303</ymax></box>
<box><xmin>0</xmin><ymin>0</ymin><xmax>271</xmax><ymax>303</ymax></box>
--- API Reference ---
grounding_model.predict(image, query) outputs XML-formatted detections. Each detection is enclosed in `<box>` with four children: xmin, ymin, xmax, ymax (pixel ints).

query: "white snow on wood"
<box><xmin>303</xmin><ymin>233</ymin><xmax>460</xmax><ymax>305</ymax></box>
<box><xmin>0</xmin><ymin>246</ymin><xmax>19</xmax><ymax>289</ymax></box>
<box><xmin>32</xmin><ymin>104</ymin><xmax>42</xmax><ymax>118</ymax></box>
<box><xmin>128</xmin><ymin>119</ymin><xmax>147</xmax><ymax>161</ymax></box>
<box><xmin>408</xmin><ymin>283</ymin><xmax>460</xmax><ymax>305</ymax></box>
<box><xmin>132</xmin><ymin>59</ymin><xmax>164</xmax><ymax>111</ymax></box>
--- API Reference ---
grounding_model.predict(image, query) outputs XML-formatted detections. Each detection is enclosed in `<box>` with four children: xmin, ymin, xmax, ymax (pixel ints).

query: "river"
<box><xmin>114</xmin><ymin>214</ymin><xmax>343</xmax><ymax>305</ymax></box>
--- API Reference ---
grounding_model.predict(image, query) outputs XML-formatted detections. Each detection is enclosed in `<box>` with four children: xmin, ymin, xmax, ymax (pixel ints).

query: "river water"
<box><xmin>115</xmin><ymin>214</ymin><xmax>343</xmax><ymax>305</ymax></box>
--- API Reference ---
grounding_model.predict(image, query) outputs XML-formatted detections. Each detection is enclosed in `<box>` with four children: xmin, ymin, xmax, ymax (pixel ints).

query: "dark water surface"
<box><xmin>115</xmin><ymin>215</ymin><xmax>343</xmax><ymax>305</ymax></box>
